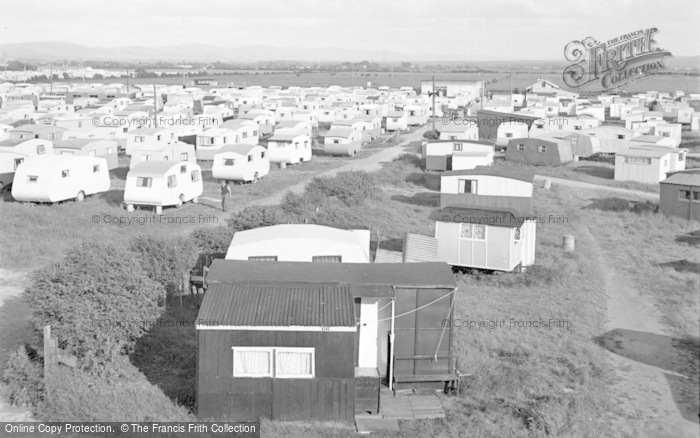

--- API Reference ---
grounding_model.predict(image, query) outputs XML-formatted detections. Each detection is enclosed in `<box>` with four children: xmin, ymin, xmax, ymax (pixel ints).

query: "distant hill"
<box><xmin>0</xmin><ymin>41</ymin><xmax>697</xmax><ymax>67</ymax></box>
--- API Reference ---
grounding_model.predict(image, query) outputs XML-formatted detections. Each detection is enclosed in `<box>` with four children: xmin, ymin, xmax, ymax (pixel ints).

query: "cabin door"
<box><xmin>358</xmin><ymin>300</ymin><xmax>378</xmax><ymax>368</ymax></box>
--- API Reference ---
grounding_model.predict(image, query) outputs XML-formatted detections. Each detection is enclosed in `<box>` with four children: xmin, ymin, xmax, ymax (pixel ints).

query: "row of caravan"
<box><xmin>9</xmin><ymin>154</ymin><xmax>203</xmax><ymax>211</ymax></box>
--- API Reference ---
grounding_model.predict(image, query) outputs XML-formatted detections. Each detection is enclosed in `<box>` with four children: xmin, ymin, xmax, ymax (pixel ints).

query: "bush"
<box><xmin>423</xmin><ymin>129</ymin><xmax>439</xmax><ymax>140</ymax></box>
<box><xmin>190</xmin><ymin>225</ymin><xmax>235</xmax><ymax>253</ymax></box>
<box><xmin>303</xmin><ymin>171</ymin><xmax>380</xmax><ymax>207</ymax></box>
<box><xmin>226</xmin><ymin>205</ymin><xmax>288</xmax><ymax>231</ymax></box>
<box><xmin>129</xmin><ymin>236</ymin><xmax>199</xmax><ymax>293</ymax></box>
<box><xmin>25</xmin><ymin>242</ymin><xmax>165</xmax><ymax>373</ymax></box>
<box><xmin>2</xmin><ymin>344</ymin><xmax>44</xmax><ymax>408</ymax></box>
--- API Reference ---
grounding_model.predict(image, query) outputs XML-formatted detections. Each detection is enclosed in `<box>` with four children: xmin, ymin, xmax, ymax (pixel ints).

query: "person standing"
<box><xmin>220</xmin><ymin>181</ymin><xmax>232</xmax><ymax>212</ymax></box>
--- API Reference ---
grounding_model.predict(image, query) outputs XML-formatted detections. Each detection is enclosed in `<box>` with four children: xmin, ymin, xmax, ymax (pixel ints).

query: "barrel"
<box><xmin>563</xmin><ymin>235</ymin><xmax>575</xmax><ymax>253</ymax></box>
<box><xmin>543</xmin><ymin>178</ymin><xmax>552</xmax><ymax>189</ymax></box>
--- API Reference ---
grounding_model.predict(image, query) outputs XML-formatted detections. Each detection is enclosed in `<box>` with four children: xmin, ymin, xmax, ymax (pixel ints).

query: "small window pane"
<box><xmin>276</xmin><ymin>349</ymin><xmax>313</xmax><ymax>378</ymax></box>
<box><xmin>191</xmin><ymin>170</ymin><xmax>200</xmax><ymax>182</ymax></box>
<box><xmin>93</xmin><ymin>165</ymin><xmax>100</xmax><ymax>173</ymax></box>
<box><xmin>167</xmin><ymin>175</ymin><xmax>177</xmax><ymax>188</ymax></box>
<box><xmin>233</xmin><ymin>349</ymin><xmax>272</xmax><ymax>377</ymax></box>
<box><xmin>62</xmin><ymin>170</ymin><xmax>69</xmax><ymax>178</ymax></box>
<box><xmin>225</xmin><ymin>159</ymin><xmax>235</xmax><ymax>166</ymax></box>
<box><xmin>473</xmin><ymin>225</ymin><xmax>486</xmax><ymax>240</ymax></box>
<box><xmin>180</xmin><ymin>165</ymin><xmax>187</xmax><ymax>174</ymax></box>
<box><xmin>460</xmin><ymin>224</ymin><xmax>472</xmax><ymax>238</ymax></box>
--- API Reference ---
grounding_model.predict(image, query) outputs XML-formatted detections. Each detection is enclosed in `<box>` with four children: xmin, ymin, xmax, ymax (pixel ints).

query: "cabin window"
<box><xmin>517</xmin><ymin>144</ymin><xmax>525</xmax><ymax>151</ymax></box>
<box><xmin>191</xmin><ymin>170</ymin><xmax>201</xmax><ymax>182</ymax></box>
<box><xmin>253</xmin><ymin>130</ymin><xmax>258</xmax><ymax>136</ymax></box>
<box><xmin>661</xmin><ymin>132</ymin><xmax>670</xmax><ymax>137</ymax></box>
<box><xmin>275</xmin><ymin>348</ymin><xmax>315</xmax><ymax>379</ymax></box>
<box><xmin>136</xmin><ymin>177</ymin><xmax>152</xmax><ymax>188</ymax></box>
<box><xmin>93</xmin><ymin>165</ymin><xmax>100</xmax><ymax>173</ymax></box>
<box><xmin>27</xmin><ymin>175</ymin><xmax>38</xmax><ymax>183</ymax></box>
<box><xmin>624</xmin><ymin>157</ymin><xmax>651</xmax><ymax>165</ymax></box>
<box><xmin>167</xmin><ymin>175</ymin><xmax>178</xmax><ymax>188</ymax></box>
<box><xmin>458</xmin><ymin>179</ymin><xmax>477</xmax><ymax>194</ymax></box>
<box><xmin>537</xmin><ymin>145</ymin><xmax>547</xmax><ymax>153</ymax></box>
<box><xmin>232</xmin><ymin>348</ymin><xmax>273</xmax><ymax>378</ymax></box>
<box><xmin>453</xmin><ymin>143</ymin><xmax>463</xmax><ymax>152</ymax></box>
<box><xmin>61</xmin><ymin>151</ymin><xmax>74</xmax><ymax>156</ymax></box>
<box><xmin>514</xmin><ymin>227</ymin><xmax>521</xmax><ymax>241</ymax></box>
<box><xmin>14</xmin><ymin>158</ymin><xmax>24</xmax><ymax>169</ymax></box>
<box><xmin>679</xmin><ymin>190</ymin><xmax>690</xmax><ymax>200</ymax></box>
<box><xmin>333</xmin><ymin>139</ymin><xmax>340</xmax><ymax>144</ymax></box>
<box><xmin>180</xmin><ymin>153</ymin><xmax>188</xmax><ymax>161</ymax></box>
<box><xmin>61</xmin><ymin>170</ymin><xmax>69</xmax><ymax>178</ymax></box>
<box><xmin>248</xmin><ymin>256</ymin><xmax>278</xmax><ymax>261</ymax></box>
<box><xmin>312</xmin><ymin>256</ymin><xmax>342</xmax><ymax>263</ymax></box>
<box><xmin>37</xmin><ymin>145</ymin><xmax>46</xmax><ymax>154</ymax></box>
<box><xmin>224</xmin><ymin>159</ymin><xmax>235</xmax><ymax>166</ymax></box>
<box><xmin>135</xmin><ymin>136</ymin><xmax>144</xmax><ymax>143</ymax></box>
<box><xmin>693</xmin><ymin>192</ymin><xmax>700</xmax><ymax>202</ymax></box>
<box><xmin>617</xmin><ymin>134</ymin><xmax>625</xmax><ymax>139</ymax></box>
<box><xmin>460</xmin><ymin>224</ymin><xmax>486</xmax><ymax>240</ymax></box>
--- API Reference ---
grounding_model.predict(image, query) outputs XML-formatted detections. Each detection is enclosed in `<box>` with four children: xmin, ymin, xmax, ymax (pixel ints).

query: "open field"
<box><xmin>88</xmin><ymin>71</ymin><xmax>700</xmax><ymax>94</ymax></box>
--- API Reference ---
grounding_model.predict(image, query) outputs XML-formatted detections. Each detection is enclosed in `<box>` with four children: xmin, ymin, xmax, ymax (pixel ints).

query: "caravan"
<box><xmin>128</xmin><ymin>142</ymin><xmax>196</xmax><ymax>169</ymax></box>
<box><xmin>11</xmin><ymin>155</ymin><xmax>110</xmax><ymax>203</ymax></box>
<box><xmin>212</xmin><ymin>144</ymin><xmax>270</xmax><ymax>183</ymax></box>
<box><xmin>53</xmin><ymin>139</ymin><xmax>119</xmax><ymax>170</ymax></box>
<box><xmin>124</xmin><ymin>161</ymin><xmax>204</xmax><ymax>213</ymax></box>
<box><xmin>0</xmin><ymin>139</ymin><xmax>54</xmax><ymax>190</ymax></box>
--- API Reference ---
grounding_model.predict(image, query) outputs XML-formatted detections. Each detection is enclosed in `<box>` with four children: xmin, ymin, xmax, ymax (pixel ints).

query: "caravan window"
<box><xmin>37</xmin><ymin>145</ymin><xmax>46</xmax><ymax>154</ymax></box>
<box><xmin>180</xmin><ymin>165</ymin><xmax>187</xmax><ymax>174</ymax></box>
<box><xmin>312</xmin><ymin>256</ymin><xmax>342</xmax><ymax>263</ymax></box>
<box><xmin>61</xmin><ymin>151</ymin><xmax>74</xmax><ymax>155</ymax></box>
<box><xmin>14</xmin><ymin>158</ymin><xmax>24</xmax><ymax>169</ymax></box>
<box><xmin>242</xmin><ymin>132</ymin><xmax>248</xmax><ymax>138</ymax></box>
<box><xmin>144</xmin><ymin>155</ymin><xmax>151</xmax><ymax>161</ymax></box>
<box><xmin>61</xmin><ymin>170</ymin><xmax>69</xmax><ymax>178</ymax></box>
<box><xmin>136</xmin><ymin>177</ymin><xmax>152</xmax><ymax>188</ymax></box>
<box><xmin>679</xmin><ymin>153</ymin><xmax>685</xmax><ymax>161</ymax></box>
<box><xmin>517</xmin><ymin>144</ymin><xmax>525</xmax><ymax>151</ymax></box>
<box><xmin>93</xmin><ymin>165</ymin><xmax>100</xmax><ymax>173</ymax></box>
<box><xmin>304</xmin><ymin>141</ymin><xmax>309</xmax><ymax>148</ymax></box>
<box><xmin>164</xmin><ymin>156</ymin><xmax>169</xmax><ymax>160</ymax></box>
<box><xmin>333</xmin><ymin>139</ymin><xmax>340</xmax><ymax>144</ymax></box>
<box><xmin>537</xmin><ymin>145</ymin><xmax>547</xmax><ymax>153</ymax></box>
<box><xmin>135</xmin><ymin>136</ymin><xmax>145</xmax><ymax>143</ymax></box>
<box><xmin>27</xmin><ymin>175</ymin><xmax>38</xmax><ymax>183</ymax></box>
<box><xmin>661</xmin><ymin>132</ymin><xmax>670</xmax><ymax>137</ymax></box>
<box><xmin>181</xmin><ymin>153</ymin><xmax>188</xmax><ymax>161</ymax></box>
<box><xmin>625</xmin><ymin>157</ymin><xmax>651</xmax><ymax>165</ymax></box>
<box><xmin>453</xmin><ymin>143</ymin><xmax>463</xmax><ymax>152</ymax></box>
<box><xmin>617</xmin><ymin>134</ymin><xmax>625</xmax><ymax>139</ymax></box>
<box><xmin>514</xmin><ymin>227</ymin><xmax>521</xmax><ymax>241</ymax></box>
<box><xmin>167</xmin><ymin>175</ymin><xmax>178</xmax><ymax>188</ymax></box>
<box><xmin>248</xmin><ymin>155</ymin><xmax>253</xmax><ymax>162</ymax></box>
<box><xmin>191</xmin><ymin>170</ymin><xmax>201</xmax><ymax>182</ymax></box>
<box><xmin>295</xmin><ymin>142</ymin><xmax>299</xmax><ymax>149</ymax></box>
<box><xmin>224</xmin><ymin>159</ymin><xmax>235</xmax><ymax>166</ymax></box>
<box><xmin>261</xmin><ymin>151</ymin><xmax>266</xmax><ymax>159</ymax></box>
<box><xmin>248</xmin><ymin>256</ymin><xmax>278</xmax><ymax>261</ymax></box>
<box><xmin>505</xmin><ymin>133</ymin><xmax>513</xmax><ymax>138</ymax></box>
<box><xmin>458</xmin><ymin>179</ymin><xmax>477</xmax><ymax>194</ymax></box>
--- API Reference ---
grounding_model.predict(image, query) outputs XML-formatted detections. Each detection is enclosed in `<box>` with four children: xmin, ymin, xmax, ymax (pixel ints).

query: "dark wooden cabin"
<box><xmin>196</xmin><ymin>260</ymin><xmax>458</xmax><ymax>423</ymax></box>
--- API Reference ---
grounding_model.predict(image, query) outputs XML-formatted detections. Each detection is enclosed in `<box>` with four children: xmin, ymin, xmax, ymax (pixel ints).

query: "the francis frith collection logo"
<box><xmin>563</xmin><ymin>28</ymin><xmax>672</xmax><ymax>90</ymax></box>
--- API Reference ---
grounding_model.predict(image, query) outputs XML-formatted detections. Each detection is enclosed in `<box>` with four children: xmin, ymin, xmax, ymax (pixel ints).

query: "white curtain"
<box><xmin>234</xmin><ymin>350</ymin><xmax>271</xmax><ymax>376</ymax></box>
<box><xmin>276</xmin><ymin>351</ymin><xmax>312</xmax><ymax>377</ymax></box>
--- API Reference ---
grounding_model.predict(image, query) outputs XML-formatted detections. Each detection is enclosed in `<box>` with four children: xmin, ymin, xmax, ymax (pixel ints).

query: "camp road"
<box><xmin>532</xmin><ymin>175</ymin><xmax>660</xmax><ymax>201</ymax></box>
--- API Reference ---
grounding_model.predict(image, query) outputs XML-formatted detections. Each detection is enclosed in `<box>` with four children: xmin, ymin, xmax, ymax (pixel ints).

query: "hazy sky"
<box><xmin>1</xmin><ymin>0</ymin><xmax>698</xmax><ymax>59</ymax></box>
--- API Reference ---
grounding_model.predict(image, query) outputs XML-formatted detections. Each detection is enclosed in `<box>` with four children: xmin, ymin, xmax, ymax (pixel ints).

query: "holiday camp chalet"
<box><xmin>196</xmin><ymin>260</ymin><xmax>458</xmax><ymax>423</ymax></box>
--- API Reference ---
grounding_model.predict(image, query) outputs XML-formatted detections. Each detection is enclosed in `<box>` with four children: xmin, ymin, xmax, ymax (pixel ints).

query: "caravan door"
<box><xmin>358</xmin><ymin>299</ymin><xmax>379</xmax><ymax>368</ymax></box>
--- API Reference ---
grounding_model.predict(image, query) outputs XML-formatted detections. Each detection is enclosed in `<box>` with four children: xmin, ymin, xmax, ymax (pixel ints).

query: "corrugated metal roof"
<box><xmin>404</xmin><ymin>233</ymin><xmax>438</xmax><ymax>263</ymax></box>
<box><xmin>207</xmin><ymin>260</ymin><xmax>456</xmax><ymax>288</ymax></box>
<box><xmin>374</xmin><ymin>249</ymin><xmax>403</xmax><ymax>263</ymax></box>
<box><xmin>198</xmin><ymin>283</ymin><xmax>356</xmax><ymax>328</ymax></box>
<box><xmin>661</xmin><ymin>172</ymin><xmax>700</xmax><ymax>186</ymax></box>
<box><xmin>441</xmin><ymin>165</ymin><xmax>534</xmax><ymax>182</ymax></box>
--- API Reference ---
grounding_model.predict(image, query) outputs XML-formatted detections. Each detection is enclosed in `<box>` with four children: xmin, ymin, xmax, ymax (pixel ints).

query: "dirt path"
<box><xmin>0</xmin><ymin>269</ymin><xmax>34</xmax><ymax>422</ymax></box>
<box><xmin>533</xmin><ymin>175</ymin><xmax>659</xmax><ymax>202</ymax></box>
<box><xmin>589</xmin><ymin>231</ymin><xmax>700</xmax><ymax>437</ymax></box>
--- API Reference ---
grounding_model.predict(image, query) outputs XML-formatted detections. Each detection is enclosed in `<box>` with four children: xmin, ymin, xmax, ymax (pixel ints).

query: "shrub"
<box><xmin>423</xmin><ymin>129</ymin><xmax>439</xmax><ymax>140</ymax></box>
<box><xmin>129</xmin><ymin>236</ymin><xmax>199</xmax><ymax>292</ymax></box>
<box><xmin>25</xmin><ymin>242</ymin><xmax>165</xmax><ymax>373</ymax></box>
<box><xmin>303</xmin><ymin>171</ymin><xmax>380</xmax><ymax>207</ymax></box>
<box><xmin>190</xmin><ymin>225</ymin><xmax>235</xmax><ymax>253</ymax></box>
<box><xmin>2</xmin><ymin>344</ymin><xmax>44</xmax><ymax>408</ymax></box>
<box><xmin>226</xmin><ymin>205</ymin><xmax>288</xmax><ymax>231</ymax></box>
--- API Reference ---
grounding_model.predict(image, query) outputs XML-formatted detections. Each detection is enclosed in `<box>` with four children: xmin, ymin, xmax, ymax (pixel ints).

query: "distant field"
<box><xmin>94</xmin><ymin>71</ymin><xmax>700</xmax><ymax>94</ymax></box>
